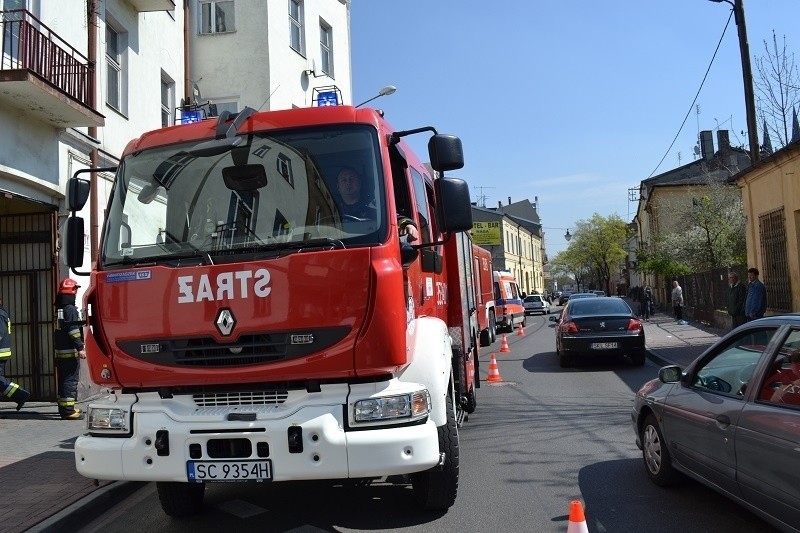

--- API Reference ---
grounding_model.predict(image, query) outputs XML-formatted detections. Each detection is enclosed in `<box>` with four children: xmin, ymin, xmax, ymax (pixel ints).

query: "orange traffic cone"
<box><xmin>499</xmin><ymin>333</ymin><xmax>511</xmax><ymax>353</ymax></box>
<box><xmin>566</xmin><ymin>500</ymin><xmax>589</xmax><ymax>533</ymax></box>
<box><xmin>516</xmin><ymin>322</ymin><xmax>525</xmax><ymax>336</ymax></box>
<box><xmin>486</xmin><ymin>353</ymin><xmax>503</xmax><ymax>382</ymax></box>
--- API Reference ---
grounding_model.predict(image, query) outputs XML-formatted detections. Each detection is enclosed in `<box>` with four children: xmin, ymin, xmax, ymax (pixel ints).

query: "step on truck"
<box><xmin>64</xmin><ymin>104</ymin><xmax>478</xmax><ymax>516</ymax></box>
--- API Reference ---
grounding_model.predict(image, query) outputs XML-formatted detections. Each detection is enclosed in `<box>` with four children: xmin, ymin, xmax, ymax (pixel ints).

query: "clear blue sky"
<box><xmin>350</xmin><ymin>0</ymin><xmax>799</xmax><ymax>256</ymax></box>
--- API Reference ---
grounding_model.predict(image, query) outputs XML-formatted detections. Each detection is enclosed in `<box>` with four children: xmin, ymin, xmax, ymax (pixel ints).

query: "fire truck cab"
<box><xmin>65</xmin><ymin>105</ymin><xmax>476</xmax><ymax>516</ymax></box>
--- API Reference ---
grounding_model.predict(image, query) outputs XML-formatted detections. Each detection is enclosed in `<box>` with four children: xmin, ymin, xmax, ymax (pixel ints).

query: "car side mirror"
<box><xmin>658</xmin><ymin>365</ymin><xmax>682</xmax><ymax>383</ymax></box>
<box><xmin>549</xmin><ymin>315</ymin><xmax>558</xmax><ymax>322</ymax></box>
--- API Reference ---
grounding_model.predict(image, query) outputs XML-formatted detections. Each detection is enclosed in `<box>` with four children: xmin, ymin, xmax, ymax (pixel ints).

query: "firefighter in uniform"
<box><xmin>54</xmin><ymin>278</ymin><xmax>86</xmax><ymax>420</ymax></box>
<box><xmin>0</xmin><ymin>297</ymin><xmax>29</xmax><ymax>410</ymax></box>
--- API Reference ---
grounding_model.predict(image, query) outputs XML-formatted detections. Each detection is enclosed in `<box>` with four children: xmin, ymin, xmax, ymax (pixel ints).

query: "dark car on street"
<box><xmin>549</xmin><ymin>297</ymin><xmax>645</xmax><ymax>367</ymax></box>
<box><xmin>631</xmin><ymin>316</ymin><xmax>800</xmax><ymax>532</ymax></box>
<box><xmin>558</xmin><ymin>292</ymin><xmax>573</xmax><ymax>305</ymax></box>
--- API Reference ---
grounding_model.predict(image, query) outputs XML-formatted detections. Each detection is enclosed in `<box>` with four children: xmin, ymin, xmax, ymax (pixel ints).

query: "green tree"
<box><xmin>567</xmin><ymin>214</ymin><xmax>628</xmax><ymax>294</ymax></box>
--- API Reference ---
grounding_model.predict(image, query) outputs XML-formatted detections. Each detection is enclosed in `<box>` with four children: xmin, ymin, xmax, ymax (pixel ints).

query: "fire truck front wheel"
<box><xmin>411</xmin><ymin>389</ymin><xmax>460</xmax><ymax>510</ymax></box>
<box><xmin>156</xmin><ymin>481</ymin><xmax>205</xmax><ymax>517</ymax></box>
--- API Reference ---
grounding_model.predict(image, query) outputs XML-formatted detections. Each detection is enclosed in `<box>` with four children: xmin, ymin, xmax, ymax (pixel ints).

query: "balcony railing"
<box><xmin>1</xmin><ymin>9</ymin><xmax>93</xmax><ymax>107</ymax></box>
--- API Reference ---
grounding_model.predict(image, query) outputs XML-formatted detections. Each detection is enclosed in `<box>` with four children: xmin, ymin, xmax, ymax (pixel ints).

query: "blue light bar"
<box><xmin>316</xmin><ymin>90</ymin><xmax>340</xmax><ymax>107</ymax></box>
<box><xmin>180</xmin><ymin>110</ymin><xmax>203</xmax><ymax>124</ymax></box>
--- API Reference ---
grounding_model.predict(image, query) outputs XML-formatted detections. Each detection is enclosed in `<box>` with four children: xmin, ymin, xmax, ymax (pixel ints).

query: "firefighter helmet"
<box><xmin>58</xmin><ymin>278</ymin><xmax>80</xmax><ymax>295</ymax></box>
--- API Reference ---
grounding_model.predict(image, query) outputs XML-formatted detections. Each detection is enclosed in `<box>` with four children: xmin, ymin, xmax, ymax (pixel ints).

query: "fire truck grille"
<box><xmin>118</xmin><ymin>327</ymin><xmax>350</xmax><ymax>367</ymax></box>
<box><xmin>193</xmin><ymin>390</ymin><xmax>289</xmax><ymax>407</ymax></box>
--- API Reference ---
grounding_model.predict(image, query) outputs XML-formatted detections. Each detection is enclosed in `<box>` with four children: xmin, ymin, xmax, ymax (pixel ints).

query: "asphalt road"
<box><xmin>73</xmin><ymin>312</ymin><xmax>775</xmax><ymax>532</ymax></box>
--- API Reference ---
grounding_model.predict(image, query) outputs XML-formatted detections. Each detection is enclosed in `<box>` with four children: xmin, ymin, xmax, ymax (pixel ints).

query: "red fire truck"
<box><xmin>471</xmin><ymin>244</ymin><xmax>496</xmax><ymax>347</ymax></box>
<box><xmin>65</xmin><ymin>104</ymin><xmax>478</xmax><ymax>516</ymax></box>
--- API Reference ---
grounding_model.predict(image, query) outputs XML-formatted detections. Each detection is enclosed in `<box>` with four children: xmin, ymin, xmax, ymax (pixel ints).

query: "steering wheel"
<box><xmin>698</xmin><ymin>374</ymin><xmax>732</xmax><ymax>393</ymax></box>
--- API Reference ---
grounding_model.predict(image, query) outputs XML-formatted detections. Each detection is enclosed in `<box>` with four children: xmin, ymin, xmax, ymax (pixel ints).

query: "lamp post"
<box><xmin>564</xmin><ymin>229</ymin><xmax>572</xmax><ymax>242</ymax></box>
<box><xmin>710</xmin><ymin>0</ymin><xmax>759</xmax><ymax>163</ymax></box>
<box><xmin>355</xmin><ymin>85</ymin><xmax>397</xmax><ymax>108</ymax></box>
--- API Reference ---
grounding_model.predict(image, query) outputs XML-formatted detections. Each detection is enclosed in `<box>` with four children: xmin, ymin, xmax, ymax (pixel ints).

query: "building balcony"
<box><xmin>0</xmin><ymin>9</ymin><xmax>103</xmax><ymax>128</ymax></box>
<box><xmin>128</xmin><ymin>0</ymin><xmax>176</xmax><ymax>12</ymax></box>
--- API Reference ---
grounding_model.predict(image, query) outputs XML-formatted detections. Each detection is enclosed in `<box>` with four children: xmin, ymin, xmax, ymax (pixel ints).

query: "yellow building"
<box><xmin>735</xmin><ymin>141</ymin><xmax>800</xmax><ymax>313</ymax></box>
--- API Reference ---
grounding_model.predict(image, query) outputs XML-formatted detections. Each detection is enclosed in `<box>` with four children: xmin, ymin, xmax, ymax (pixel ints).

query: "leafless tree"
<box><xmin>754</xmin><ymin>31</ymin><xmax>800</xmax><ymax>149</ymax></box>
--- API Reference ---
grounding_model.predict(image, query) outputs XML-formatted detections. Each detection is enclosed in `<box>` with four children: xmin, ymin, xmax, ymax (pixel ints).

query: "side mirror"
<box><xmin>66</xmin><ymin>217</ymin><xmax>85</xmax><ymax>267</ymax></box>
<box><xmin>658</xmin><ymin>365</ymin><xmax>682</xmax><ymax>384</ymax></box>
<box><xmin>67</xmin><ymin>178</ymin><xmax>91</xmax><ymax>211</ymax></box>
<box><xmin>222</xmin><ymin>164</ymin><xmax>268</xmax><ymax>191</ymax></box>
<box><xmin>434</xmin><ymin>177</ymin><xmax>472</xmax><ymax>233</ymax></box>
<box><xmin>549</xmin><ymin>315</ymin><xmax>558</xmax><ymax>322</ymax></box>
<box><xmin>428</xmin><ymin>134</ymin><xmax>464</xmax><ymax>172</ymax></box>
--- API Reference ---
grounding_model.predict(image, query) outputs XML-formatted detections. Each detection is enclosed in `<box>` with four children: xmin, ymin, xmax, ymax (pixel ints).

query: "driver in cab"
<box><xmin>336</xmin><ymin>166</ymin><xmax>419</xmax><ymax>242</ymax></box>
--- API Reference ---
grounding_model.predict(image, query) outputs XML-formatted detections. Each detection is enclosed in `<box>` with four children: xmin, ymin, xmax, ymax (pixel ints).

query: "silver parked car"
<box><xmin>631</xmin><ymin>316</ymin><xmax>800</xmax><ymax>531</ymax></box>
<box><xmin>523</xmin><ymin>294</ymin><xmax>550</xmax><ymax>315</ymax></box>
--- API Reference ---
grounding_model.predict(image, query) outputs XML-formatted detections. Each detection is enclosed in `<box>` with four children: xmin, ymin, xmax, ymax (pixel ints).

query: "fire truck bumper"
<box><xmin>74</xmin><ymin>386</ymin><xmax>441</xmax><ymax>483</ymax></box>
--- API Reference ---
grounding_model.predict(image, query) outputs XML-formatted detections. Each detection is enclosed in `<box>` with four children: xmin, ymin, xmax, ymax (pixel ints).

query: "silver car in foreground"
<box><xmin>631</xmin><ymin>316</ymin><xmax>800</xmax><ymax>532</ymax></box>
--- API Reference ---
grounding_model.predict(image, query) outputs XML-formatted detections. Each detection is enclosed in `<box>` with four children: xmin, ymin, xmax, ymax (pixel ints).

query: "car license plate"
<box><xmin>591</xmin><ymin>342</ymin><xmax>618</xmax><ymax>350</ymax></box>
<box><xmin>187</xmin><ymin>460</ymin><xmax>272</xmax><ymax>482</ymax></box>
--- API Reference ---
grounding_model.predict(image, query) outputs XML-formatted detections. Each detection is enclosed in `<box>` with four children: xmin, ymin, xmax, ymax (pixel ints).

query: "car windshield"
<box><xmin>100</xmin><ymin>124</ymin><xmax>386</xmax><ymax>266</ymax></box>
<box><xmin>570</xmin><ymin>298</ymin><xmax>632</xmax><ymax>316</ymax></box>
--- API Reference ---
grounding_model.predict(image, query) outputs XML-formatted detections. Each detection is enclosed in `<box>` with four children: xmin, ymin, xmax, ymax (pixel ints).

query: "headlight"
<box><xmin>87</xmin><ymin>407</ymin><xmax>129</xmax><ymax>432</ymax></box>
<box><xmin>354</xmin><ymin>390</ymin><xmax>430</xmax><ymax>423</ymax></box>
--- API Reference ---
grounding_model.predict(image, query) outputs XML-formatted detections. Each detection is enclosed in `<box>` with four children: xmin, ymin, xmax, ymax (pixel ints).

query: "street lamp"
<box><xmin>564</xmin><ymin>229</ymin><xmax>572</xmax><ymax>242</ymax></box>
<box><xmin>709</xmin><ymin>0</ymin><xmax>759</xmax><ymax>163</ymax></box>
<box><xmin>355</xmin><ymin>85</ymin><xmax>397</xmax><ymax>108</ymax></box>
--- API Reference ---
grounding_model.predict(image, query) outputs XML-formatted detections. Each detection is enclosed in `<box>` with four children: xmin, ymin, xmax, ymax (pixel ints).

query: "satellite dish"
<box><xmin>192</xmin><ymin>83</ymin><xmax>201</xmax><ymax>104</ymax></box>
<box><xmin>693</xmin><ymin>144</ymin><xmax>700</xmax><ymax>155</ymax></box>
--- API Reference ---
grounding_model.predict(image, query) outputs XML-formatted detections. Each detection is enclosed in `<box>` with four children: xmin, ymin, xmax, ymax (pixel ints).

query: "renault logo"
<box><xmin>215</xmin><ymin>308</ymin><xmax>236</xmax><ymax>336</ymax></box>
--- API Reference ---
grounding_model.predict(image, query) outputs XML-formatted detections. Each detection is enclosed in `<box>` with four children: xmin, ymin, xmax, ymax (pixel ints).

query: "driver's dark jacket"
<box><xmin>340</xmin><ymin>199</ymin><xmax>376</xmax><ymax>219</ymax></box>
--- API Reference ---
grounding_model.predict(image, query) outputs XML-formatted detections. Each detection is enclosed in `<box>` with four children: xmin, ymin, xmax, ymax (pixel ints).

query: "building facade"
<box><xmin>0</xmin><ymin>0</ymin><xmax>351</xmax><ymax>400</ymax></box>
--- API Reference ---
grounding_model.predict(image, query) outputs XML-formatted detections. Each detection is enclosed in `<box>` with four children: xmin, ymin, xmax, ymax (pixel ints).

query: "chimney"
<box><xmin>507</xmin><ymin>196</ymin><xmax>511</xmax><ymax>205</ymax></box>
<box><xmin>498</xmin><ymin>201</ymin><xmax>502</xmax><ymax>209</ymax></box>
<box><xmin>717</xmin><ymin>130</ymin><xmax>730</xmax><ymax>152</ymax></box>
<box><xmin>699</xmin><ymin>130</ymin><xmax>714</xmax><ymax>160</ymax></box>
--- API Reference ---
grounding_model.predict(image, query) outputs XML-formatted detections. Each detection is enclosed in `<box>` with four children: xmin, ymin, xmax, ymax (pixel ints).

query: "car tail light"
<box><xmin>561</xmin><ymin>321</ymin><xmax>579</xmax><ymax>334</ymax></box>
<box><xmin>627</xmin><ymin>319</ymin><xmax>643</xmax><ymax>331</ymax></box>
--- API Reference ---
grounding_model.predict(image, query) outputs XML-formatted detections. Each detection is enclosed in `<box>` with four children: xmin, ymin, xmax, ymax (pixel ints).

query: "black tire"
<box><xmin>156</xmin><ymin>482</ymin><xmax>205</xmax><ymax>517</ymax></box>
<box><xmin>488</xmin><ymin>310</ymin><xmax>497</xmax><ymax>344</ymax></box>
<box><xmin>641</xmin><ymin>414</ymin><xmax>679</xmax><ymax>486</ymax></box>
<box><xmin>558</xmin><ymin>349</ymin><xmax>573</xmax><ymax>368</ymax></box>
<box><xmin>464</xmin><ymin>385</ymin><xmax>477</xmax><ymax>414</ymax></box>
<box><xmin>479</xmin><ymin>327</ymin><xmax>491</xmax><ymax>347</ymax></box>
<box><xmin>412</xmin><ymin>391</ymin><xmax>459</xmax><ymax>511</ymax></box>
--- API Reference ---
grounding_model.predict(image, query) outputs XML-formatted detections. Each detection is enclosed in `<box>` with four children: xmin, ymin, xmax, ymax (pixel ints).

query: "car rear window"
<box><xmin>570</xmin><ymin>298</ymin><xmax>631</xmax><ymax>316</ymax></box>
<box><xmin>525</xmin><ymin>296</ymin><xmax>542</xmax><ymax>303</ymax></box>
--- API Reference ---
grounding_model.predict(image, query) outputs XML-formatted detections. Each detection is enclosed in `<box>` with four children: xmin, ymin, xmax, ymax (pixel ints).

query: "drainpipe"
<box><xmin>184</xmin><ymin>0</ymin><xmax>191</xmax><ymax>105</ymax></box>
<box><xmin>87</xmin><ymin>0</ymin><xmax>99</xmax><ymax>262</ymax></box>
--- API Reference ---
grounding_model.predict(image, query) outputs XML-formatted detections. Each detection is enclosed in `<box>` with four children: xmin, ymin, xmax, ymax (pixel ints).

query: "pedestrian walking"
<box><xmin>54</xmin><ymin>278</ymin><xmax>86</xmax><ymax>420</ymax></box>
<box><xmin>641</xmin><ymin>285</ymin><xmax>653</xmax><ymax>321</ymax></box>
<box><xmin>745</xmin><ymin>267</ymin><xmax>767</xmax><ymax>321</ymax></box>
<box><xmin>671</xmin><ymin>280</ymin><xmax>684</xmax><ymax>321</ymax></box>
<box><xmin>0</xmin><ymin>296</ymin><xmax>29</xmax><ymax>410</ymax></box>
<box><xmin>727</xmin><ymin>272</ymin><xmax>747</xmax><ymax>330</ymax></box>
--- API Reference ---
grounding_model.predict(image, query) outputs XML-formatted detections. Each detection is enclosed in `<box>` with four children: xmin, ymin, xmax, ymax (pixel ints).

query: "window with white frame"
<box><xmin>200</xmin><ymin>1</ymin><xmax>234</xmax><ymax>34</ymax></box>
<box><xmin>319</xmin><ymin>20</ymin><xmax>332</xmax><ymax>76</ymax></box>
<box><xmin>161</xmin><ymin>73</ymin><xmax>175</xmax><ymax>127</ymax></box>
<box><xmin>105</xmin><ymin>21</ymin><xmax>127</xmax><ymax>113</ymax></box>
<box><xmin>289</xmin><ymin>0</ymin><xmax>304</xmax><ymax>54</ymax></box>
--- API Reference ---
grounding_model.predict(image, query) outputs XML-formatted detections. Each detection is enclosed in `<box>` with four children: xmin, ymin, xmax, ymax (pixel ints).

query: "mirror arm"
<box><xmin>410</xmin><ymin>232</ymin><xmax>453</xmax><ymax>250</ymax></box>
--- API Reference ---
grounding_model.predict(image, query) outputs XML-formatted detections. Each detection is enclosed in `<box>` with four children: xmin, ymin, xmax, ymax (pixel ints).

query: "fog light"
<box><xmin>354</xmin><ymin>390</ymin><xmax>429</xmax><ymax>422</ymax></box>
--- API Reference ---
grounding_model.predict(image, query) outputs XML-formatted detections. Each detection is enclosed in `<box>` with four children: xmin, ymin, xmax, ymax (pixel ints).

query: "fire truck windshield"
<box><xmin>101</xmin><ymin>125</ymin><xmax>387</xmax><ymax>266</ymax></box>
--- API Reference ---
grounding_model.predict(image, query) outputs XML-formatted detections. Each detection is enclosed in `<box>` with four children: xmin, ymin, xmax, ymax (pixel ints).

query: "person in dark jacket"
<box><xmin>0</xmin><ymin>297</ymin><xmax>29</xmax><ymax>410</ymax></box>
<box><xmin>727</xmin><ymin>272</ymin><xmax>747</xmax><ymax>330</ymax></box>
<box><xmin>54</xmin><ymin>278</ymin><xmax>86</xmax><ymax>420</ymax></box>
<box><xmin>745</xmin><ymin>267</ymin><xmax>767</xmax><ymax>321</ymax></box>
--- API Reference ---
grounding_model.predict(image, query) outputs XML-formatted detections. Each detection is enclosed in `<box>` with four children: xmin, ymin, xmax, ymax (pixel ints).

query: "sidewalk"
<box><xmin>628</xmin><ymin>297</ymin><xmax>727</xmax><ymax>368</ymax></box>
<box><xmin>0</xmin><ymin>305</ymin><xmax>729</xmax><ymax>532</ymax></box>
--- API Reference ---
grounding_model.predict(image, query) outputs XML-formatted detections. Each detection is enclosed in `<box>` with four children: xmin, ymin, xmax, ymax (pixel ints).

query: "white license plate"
<box><xmin>591</xmin><ymin>342</ymin><xmax>618</xmax><ymax>350</ymax></box>
<box><xmin>187</xmin><ymin>460</ymin><xmax>272</xmax><ymax>482</ymax></box>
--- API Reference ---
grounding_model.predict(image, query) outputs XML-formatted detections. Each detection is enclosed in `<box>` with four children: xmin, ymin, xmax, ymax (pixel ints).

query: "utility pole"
<box><xmin>713</xmin><ymin>0</ymin><xmax>760</xmax><ymax>163</ymax></box>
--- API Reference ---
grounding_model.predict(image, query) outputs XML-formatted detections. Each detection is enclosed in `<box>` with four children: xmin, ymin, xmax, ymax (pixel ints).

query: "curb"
<box><xmin>28</xmin><ymin>481</ymin><xmax>147</xmax><ymax>532</ymax></box>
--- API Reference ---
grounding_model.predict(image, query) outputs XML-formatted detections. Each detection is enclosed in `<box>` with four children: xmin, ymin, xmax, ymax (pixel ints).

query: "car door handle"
<box><xmin>715</xmin><ymin>414</ymin><xmax>731</xmax><ymax>428</ymax></box>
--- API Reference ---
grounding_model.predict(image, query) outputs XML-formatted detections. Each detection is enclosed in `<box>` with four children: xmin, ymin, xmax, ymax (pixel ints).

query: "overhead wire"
<box><xmin>645</xmin><ymin>9</ymin><xmax>734</xmax><ymax>179</ymax></box>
